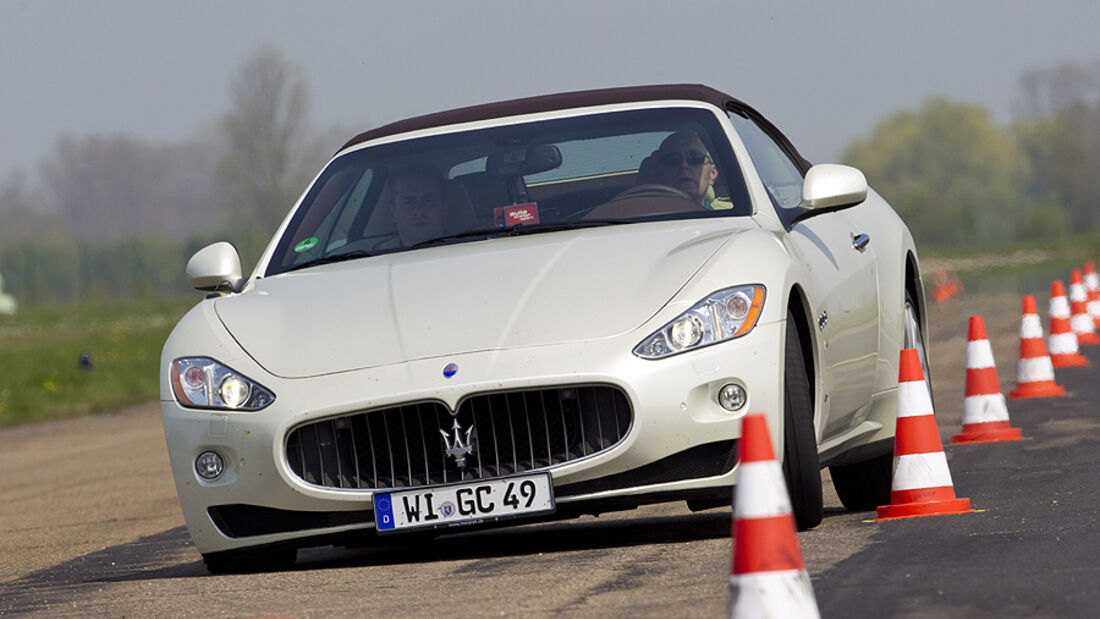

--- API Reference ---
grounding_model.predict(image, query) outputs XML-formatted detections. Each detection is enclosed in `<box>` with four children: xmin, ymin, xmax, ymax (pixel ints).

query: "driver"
<box><xmin>387</xmin><ymin>163</ymin><xmax>450</xmax><ymax>246</ymax></box>
<box><xmin>646</xmin><ymin>131</ymin><xmax>719</xmax><ymax>207</ymax></box>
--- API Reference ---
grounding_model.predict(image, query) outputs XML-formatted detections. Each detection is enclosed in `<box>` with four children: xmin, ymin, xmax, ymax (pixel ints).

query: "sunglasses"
<box><xmin>659</xmin><ymin>151</ymin><xmax>711</xmax><ymax>167</ymax></box>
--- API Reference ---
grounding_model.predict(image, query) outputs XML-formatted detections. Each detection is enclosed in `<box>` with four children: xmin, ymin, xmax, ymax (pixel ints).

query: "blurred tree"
<box><xmin>1014</xmin><ymin>61</ymin><xmax>1100</xmax><ymax>232</ymax></box>
<box><xmin>1015</xmin><ymin>60</ymin><xmax>1100</xmax><ymax>118</ymax></box>
<box><xmin>0</xmin><ymin>170</ymin><xmax>67</xmax><ymax>244</ymax></box>
<box><xmin>36</xmin><ymin>134</ymin><xmax>219</xmax><ymax>241</ymax></box>
<box><xmin>842</xmin><ymin>98</ymin><xmax>1040</xmax><ymax>248</ymax></box>
<box><xmin>0</xmin><ymin>46</ymin><xmax>341</xmax><ymax>306</ymax></box>
<box><xmin>216</xmin><ymin>46</ymin><xmax>315</xmax><ymax>263</ymax></box>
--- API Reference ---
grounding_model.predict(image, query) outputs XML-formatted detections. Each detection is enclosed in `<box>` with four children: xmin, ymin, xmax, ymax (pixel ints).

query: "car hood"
<box><xmin>216</xmin><ymin>220</ymin><xmax>754</xmax><ymax>378</ymax></box>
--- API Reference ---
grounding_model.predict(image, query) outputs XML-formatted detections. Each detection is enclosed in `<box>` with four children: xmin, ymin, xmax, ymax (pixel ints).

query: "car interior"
<box><xmin>271</xmin><ymin>111</ymin><xmax>748</xmax><ymax>273</ymax></box>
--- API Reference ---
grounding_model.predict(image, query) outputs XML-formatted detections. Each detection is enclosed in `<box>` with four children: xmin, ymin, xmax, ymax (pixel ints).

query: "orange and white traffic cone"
<box><xmin>1084</xmin><ymin>261</ymin><xmax>1100</xmax><ymax>329</ymax></box>
<box><xmin>952</xmin><ymin>316</ymin><xmax>1023</xmax><ymax>444</ymax></box>
<box><xmin>1010</xmin><ymin>295</ymin><xmax>1066</xmax><ymax>399</ymax></box>
<box><xmin>728</xmin><ymin>414</ymin><xmax>819</xmax><ymax>618</ymax></box>
<box><xmin>876</xmin><ymin>349</ymin><xmax>974</xmax><ymax>521</ymax></box>
<box><xmin>1048</xmin><ymin>280</ymin><xmax>1089</xmax><ymax>367</ymax></box>
<box><xmin>1069</xmin><ymin>270</ymin><xmax>1100</xmax><ymax>346</ymax></box>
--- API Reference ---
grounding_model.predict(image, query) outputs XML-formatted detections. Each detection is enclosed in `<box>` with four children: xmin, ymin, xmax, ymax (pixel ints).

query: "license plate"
<box><xmin>373</xmin><ymin>472</ymin><xmax>554</xmax><ymax>534</ymax></box>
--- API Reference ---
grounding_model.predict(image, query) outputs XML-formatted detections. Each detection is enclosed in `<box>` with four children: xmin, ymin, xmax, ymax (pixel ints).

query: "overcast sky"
<box><xmin>2</xmin><ymin>1</ymin><xmax>1099</xmax><ymax>181</ymax></box>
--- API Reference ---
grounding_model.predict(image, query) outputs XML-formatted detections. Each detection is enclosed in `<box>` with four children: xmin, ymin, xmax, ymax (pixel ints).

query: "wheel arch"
<box><xmin>904</xmin><ymin>251</ymin><xmax>929</xmax><ymax>350</ymax></box>
<box><xmin>785</xmin><ymin>283</ymin><xmax>817</xmax><ymax>421</ymax></box>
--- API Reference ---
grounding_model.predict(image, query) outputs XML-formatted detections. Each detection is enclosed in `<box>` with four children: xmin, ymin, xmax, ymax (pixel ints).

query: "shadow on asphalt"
<box><xmin>4</xmin><ymin>509</ymin><xmax>740</xmax><ymax>590</ymax></box>
<box><xmin>292</xmin><ymin>510</ymin><xmax>735</xmax><ymax>571</ymax></box>
<box><xmin>7</xmin><ymin>487</ymin><xmax>868</xmax><ymax>597</ymax></box>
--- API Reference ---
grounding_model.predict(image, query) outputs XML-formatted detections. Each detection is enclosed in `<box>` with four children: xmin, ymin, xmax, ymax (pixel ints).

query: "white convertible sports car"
<box><xmin>161</xmin><ymin>84</ymin><xmax>929</xmax><ymax>572</ymax></box>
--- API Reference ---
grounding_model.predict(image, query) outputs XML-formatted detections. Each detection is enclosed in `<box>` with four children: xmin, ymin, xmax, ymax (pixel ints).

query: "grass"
<box><xmin>919</xmin><ymin>236</ymin><xmax>1100</xmax><ymax>297</ymax></box>
<box><xmin>0</xmin><ymin>296</ymin><xmax>198</xmax><ymax>428</ymax></box>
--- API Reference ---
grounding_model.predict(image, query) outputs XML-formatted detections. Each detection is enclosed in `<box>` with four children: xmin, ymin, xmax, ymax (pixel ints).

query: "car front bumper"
<box><xmin>161</xmin><ymin>320</ymin><xmax>785</xmax><ymax>555</ymax></box>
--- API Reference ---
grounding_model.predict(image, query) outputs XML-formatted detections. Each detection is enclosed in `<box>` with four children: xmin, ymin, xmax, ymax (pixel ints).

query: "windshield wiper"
<box><xmin>409</xmin><ymin>219</ymin><xmax>624</xmax><ymax>250</ymax></box>
<box><xmin>284</xmin><ymin>249</ymin><xmax>375</xmax><ymax>273</ymax></box>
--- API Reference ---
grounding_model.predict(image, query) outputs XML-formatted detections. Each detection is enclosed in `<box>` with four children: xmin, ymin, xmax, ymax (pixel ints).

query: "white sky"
<box><xmin>2</xmin><ymin>0</ymin><xmax>1099</xmax><ymax>179</ymax></box>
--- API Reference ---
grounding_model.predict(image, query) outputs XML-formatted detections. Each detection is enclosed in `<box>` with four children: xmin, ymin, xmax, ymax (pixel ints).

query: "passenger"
<box><xmin>387</xmin><ymin>163</ymin><xmax>450</xmax><ymax>246</ymax></box>
<box><xmin>646</xmin><ymin>131</ymin><xmax>719</xmax><ymax>207</ymax></box>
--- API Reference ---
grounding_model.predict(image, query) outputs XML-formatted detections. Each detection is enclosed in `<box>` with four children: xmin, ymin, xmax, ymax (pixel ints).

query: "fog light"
<box><xmin>195</xmin><ymin>451</ymin><xmax>225</xmax><ymax>480</ymax></box>
<box><xmin>717</xmin><ymin>383</ymin><xmax>747</xmax><ymax>412</ymax></box>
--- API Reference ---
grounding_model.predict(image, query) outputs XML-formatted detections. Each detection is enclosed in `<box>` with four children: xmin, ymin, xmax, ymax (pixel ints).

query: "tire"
<box><xmin>903</xmin><ymin>289</ymin><xmax>932</xmax><ymax>397</ymax></box>
<box><xmin>781</xmin><ymin>311</ymin><xmax>823</xmax><ymax>530</ymax></box>
<box><xmin>202</xmin><ymin>546</ymin><xmax>297</xmax><ymax>574</ymax></box>
<box><xmin>829</xmin><ymin>451</ymin><xmax>892</xmax><ymax>511</ymax></box>
<box><xmin>829</xmin><ymin>287</ymin><xmax>927</xmax><ymax>512</ymax></box>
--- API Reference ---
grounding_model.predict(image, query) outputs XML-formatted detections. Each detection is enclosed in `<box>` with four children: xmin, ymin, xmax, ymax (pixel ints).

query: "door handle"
<box><xmin>852</xmin><ymin>233</ymin><xmax>870</xmax><ymax>252</ymax></box>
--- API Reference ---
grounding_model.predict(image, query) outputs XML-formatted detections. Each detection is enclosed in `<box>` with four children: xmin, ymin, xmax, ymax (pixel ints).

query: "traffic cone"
<box><xmin>728</xmin><ymin>414</ymin><xmax>819</xmax><ymax>618</ymax></box>
<box><xmin>952</xmin><ymin>316</ymin><xmax>1023</xmax><ymax>444</ymax></box>
<box><xmin>1069</xmin><ymin>270</ymin><xmax>1100</xmax><ymax>345</ymax></box>
<box><xmin>1010</xmin><ymin>295</ymin><xmax>1066</xmax><ymax>399</ymax></box>
<box><xmin>876</xmin><ymin>349</ymin><xmax>974</xmax><ymax>520</ymax></box>
<box><xmin>1048</xmin><ymin>281</ymin><xmax>1088</xmax><ymax>367</ymax></box>
<box><xmin>1084</xmin><ymin>261</ymin><xmax>1100</xmax><ymax>328</ymax></box>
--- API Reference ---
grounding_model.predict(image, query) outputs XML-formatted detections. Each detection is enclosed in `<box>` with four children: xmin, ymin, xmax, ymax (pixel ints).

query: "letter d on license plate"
<box><xmin>374</xmin><ymin>472</ymin><xmax>554</xmax><ymax>533</ymax></box>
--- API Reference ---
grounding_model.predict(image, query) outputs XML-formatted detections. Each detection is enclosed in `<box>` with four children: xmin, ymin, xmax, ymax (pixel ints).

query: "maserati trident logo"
<box><xmin>440</xmin><ymin>419</ymin><xmax>475</xmax><ymax>467</ymax></box>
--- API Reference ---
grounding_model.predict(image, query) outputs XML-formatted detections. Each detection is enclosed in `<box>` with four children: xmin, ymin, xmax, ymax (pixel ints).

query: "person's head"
<box><xmin>387</xmin><ymin>163</ymin><xmax>449</xmax><ymax>246</ymax></box>
<box><xmin>650</xmin><ymin>131</ymin><xmax>718</xmax><ymax>205</ymax></box>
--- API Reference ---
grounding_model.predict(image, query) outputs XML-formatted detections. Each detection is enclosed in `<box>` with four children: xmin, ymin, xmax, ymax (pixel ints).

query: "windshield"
<box><xmin>266</xmin><ymin>106</ymin><xmax>750</xmax><ymax>276</ymax></box>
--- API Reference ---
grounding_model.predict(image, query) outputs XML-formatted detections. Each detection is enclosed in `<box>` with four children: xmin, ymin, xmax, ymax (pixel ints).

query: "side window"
<box><xmin>449</xmin><ymin>157</ymin><xmax>486</xmax><ymax>177</ymax></box>
<box><xmin>324</xmin><ymin>168</ymin><xmax>375</xmax><ymax>251</ymax></box>
<box><xmin>522</xmin><ymin>133</ymin><xmax>666</xmax><ymax>184</ymax></box>
<box><xmin>285</xmin><ymin>167</ymin><xmax>376</xmax><ymax>264</ymax></box>
<box><xmin>728</xmin><ymin>112</ymin><xmax>804</xmax><ymax>211</ymax></box>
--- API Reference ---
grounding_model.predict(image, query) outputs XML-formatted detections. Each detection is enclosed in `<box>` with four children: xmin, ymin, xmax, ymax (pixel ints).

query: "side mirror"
<box><xmin>802</xmin><ymin>164</ymin><xmax>868</xmax><ymax>210</ymax></box>
<box><xmin>186</xmin><ymin>242</ymin><xmax>244</xmax><ymax>293</ymax></box>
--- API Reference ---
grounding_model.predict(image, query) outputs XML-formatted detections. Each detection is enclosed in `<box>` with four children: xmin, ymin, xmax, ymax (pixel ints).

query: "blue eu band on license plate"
<box><xmin>374</xmin><ymin>472</ymin><xmax>554</xmax><ymax>533</ymax></box>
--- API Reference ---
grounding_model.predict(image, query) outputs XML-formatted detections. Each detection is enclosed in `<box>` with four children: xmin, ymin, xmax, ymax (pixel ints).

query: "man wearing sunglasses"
<box><xmin>648</xmin><ymin>131</ymin><xmax>719</xmax><ymax>207</ymax></box>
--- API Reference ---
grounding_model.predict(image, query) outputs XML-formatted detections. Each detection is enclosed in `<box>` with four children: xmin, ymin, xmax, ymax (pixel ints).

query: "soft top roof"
<box><xmin>340</xmin><ymin>84</ymin><xmax>745</xmax><ymax>151</ymax></box>
<box><xmin>337</xmin><ymin>83</ymin><xmax>811</xmax><ymax>169</ymax></box>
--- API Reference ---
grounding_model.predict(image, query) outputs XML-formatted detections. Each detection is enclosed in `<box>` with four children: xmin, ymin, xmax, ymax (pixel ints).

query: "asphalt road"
<box><xmin>3</xmin><ymin>292</ymin><xmax>1099</xmax><ymax>617</ymax></box>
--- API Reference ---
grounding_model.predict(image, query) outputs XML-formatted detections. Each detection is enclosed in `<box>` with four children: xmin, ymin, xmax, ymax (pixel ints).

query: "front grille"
<box><xmin>285</xmin><ymin>384</ymin><xmax>632</xmax><ymax>491</ymax></box>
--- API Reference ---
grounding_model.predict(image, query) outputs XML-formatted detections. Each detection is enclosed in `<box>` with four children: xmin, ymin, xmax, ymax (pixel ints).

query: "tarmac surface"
<box><xmin>3</xmin><ymin>291</ymin><xmax>1098</xmax><ymax>616</ymax></box>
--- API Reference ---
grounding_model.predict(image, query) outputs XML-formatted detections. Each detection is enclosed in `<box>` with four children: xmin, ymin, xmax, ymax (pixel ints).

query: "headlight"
<box><xmin>170</xmin><ymin>357</ymin><xmax>275</xmax><ymax>411</ymax></box>
<box><xmin>633</xmin><ymin>285</ymin><xmax>765</xmax><ymax>359</ymax></box>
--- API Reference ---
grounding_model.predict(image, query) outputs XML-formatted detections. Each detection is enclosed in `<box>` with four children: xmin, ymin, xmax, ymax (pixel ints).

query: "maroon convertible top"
<box><xmin>337</xmin><ymin>83</ymin><xmax>810</xmax><ymax>170</ymax></box>
<box><xmin>340</xmin><ymin>84</ymin><xmax>744</xmax><ymax>151</ymax></box>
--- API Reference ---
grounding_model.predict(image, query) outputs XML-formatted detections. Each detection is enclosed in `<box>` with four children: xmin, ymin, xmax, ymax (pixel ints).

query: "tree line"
<box><xmin>0</xmin><ymin>47</ymin><xmax>348</xmax><ymax>305</ymax></box>
<box><xmin>843</xmin><ymin>61</ymin><xmax>1100</xmax><ymax>249</ymax></box>
<box><xmin>1</xmin><ymin>53</ymin><xmax>1099</xmax><ymax>306</ymax></box>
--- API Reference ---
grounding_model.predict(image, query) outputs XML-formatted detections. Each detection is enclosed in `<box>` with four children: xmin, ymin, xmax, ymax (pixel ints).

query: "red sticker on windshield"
<box><xmin>494</xmin><ymin>202</ymin><xmax>540</xmax><ymax>227</ymax></box>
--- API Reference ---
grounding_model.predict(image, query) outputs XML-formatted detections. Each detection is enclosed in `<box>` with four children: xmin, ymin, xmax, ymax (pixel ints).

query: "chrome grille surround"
<box><xmin>285</xmin><ymin>384</ymin><xmax>632</xmax><ymax>491</ymax></box>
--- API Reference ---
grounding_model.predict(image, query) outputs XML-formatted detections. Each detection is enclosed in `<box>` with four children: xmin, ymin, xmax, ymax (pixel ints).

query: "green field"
<box><xmin>0</xmin><ymin>296</ymin><xmax>198</xmax><ymax>427</ymax></box>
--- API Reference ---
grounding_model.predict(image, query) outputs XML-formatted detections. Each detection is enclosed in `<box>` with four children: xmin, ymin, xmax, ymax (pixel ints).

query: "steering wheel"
<box><xmin>608</xmin><ymin>183</ymin><xmax>695</xmax><ymax>203</ymax></box>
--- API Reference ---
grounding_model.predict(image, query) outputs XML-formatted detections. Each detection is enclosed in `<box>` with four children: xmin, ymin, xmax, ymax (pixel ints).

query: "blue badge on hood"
<box><xmin>443</xmin><ymin>363</ymin><xmax>458</xmax><ymax>378</ymax></box>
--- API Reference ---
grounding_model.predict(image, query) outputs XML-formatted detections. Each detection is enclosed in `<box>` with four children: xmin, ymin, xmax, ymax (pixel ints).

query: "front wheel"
<box><xmin>781</xmin><ymin>311</ymin><xmax>823</xmax><ymax>530</ymax></box>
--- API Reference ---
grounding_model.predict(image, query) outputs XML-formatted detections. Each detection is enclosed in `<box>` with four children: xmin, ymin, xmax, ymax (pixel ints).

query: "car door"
<box><xmin>788</xmin><ymin>206</ymin><xmax>880</xmax><ymax>436</ymax></box>
<box><xmin>728</xmin><ymin>110</ymin><xmax>880</xmax><ymax>438</ymax></box>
